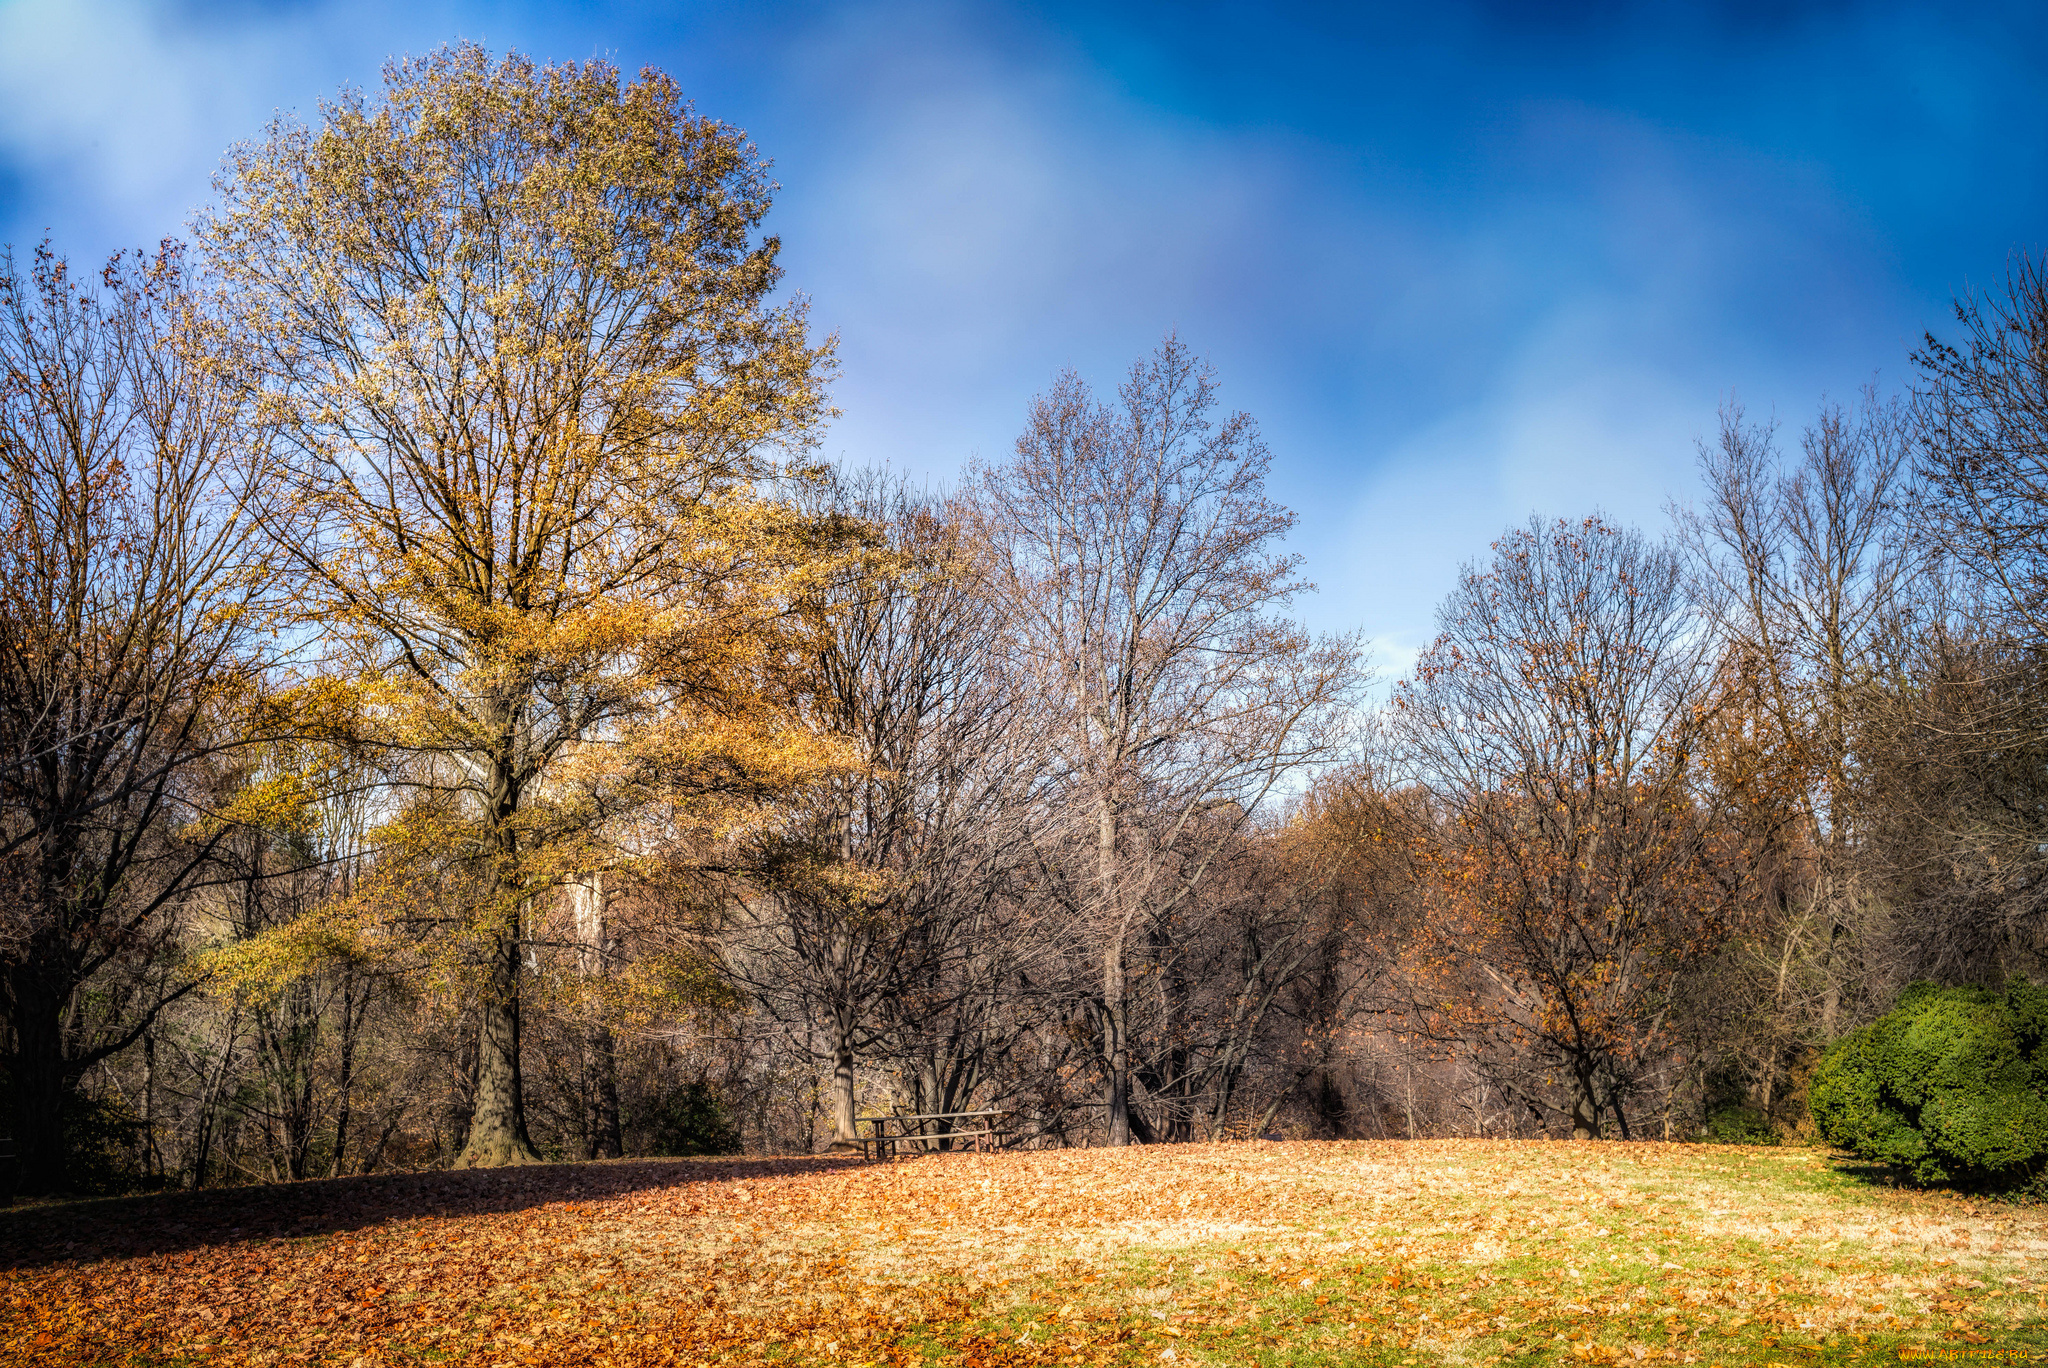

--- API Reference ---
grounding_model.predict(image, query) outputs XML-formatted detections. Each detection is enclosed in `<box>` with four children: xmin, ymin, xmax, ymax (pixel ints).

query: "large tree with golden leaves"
<box><xmin>201</xmin><ymin>44</ymin><xmax>837</xmax><ymax>1166</ymax></box>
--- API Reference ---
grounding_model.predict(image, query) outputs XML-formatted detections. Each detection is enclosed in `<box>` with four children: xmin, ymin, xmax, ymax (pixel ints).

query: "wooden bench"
<box><xmin>854</xmin><ymin>1110</ymin><xmax>1011</xmax><ymax>1159</ymax></box>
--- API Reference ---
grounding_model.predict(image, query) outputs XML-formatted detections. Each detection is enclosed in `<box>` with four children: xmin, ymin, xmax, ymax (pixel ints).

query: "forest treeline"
<box><xmin>3</xmin><ymin>46</ymin><xmax>2045</xmax><ymax>1198</ymax></box>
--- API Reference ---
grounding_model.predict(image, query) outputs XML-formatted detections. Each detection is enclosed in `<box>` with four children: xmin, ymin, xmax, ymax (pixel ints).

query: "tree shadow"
<box><xmin>0</xmin><ymin>1153</ymin><xmax>865</xmax><ymax>1271</ymax></box>
<box><xmin>1830</xmin><ymin>1159</ymin><xmax>1905</xmax><ymax>1188</ymax></box>
<box><xmin>1823</xmin><ymin>1154</ymin><xmax>2041</xmax><ymax>1201</ymax></box>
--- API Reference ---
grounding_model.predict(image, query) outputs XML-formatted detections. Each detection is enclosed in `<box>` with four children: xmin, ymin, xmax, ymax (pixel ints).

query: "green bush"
<box><xmin>62</xmin><ymin>1092</ymin><xmax>161</xmax><ymax>1196</ymax></box>
<box><xmin>1809</xmin><ymin>978</ymin><xmax>2048</xmax><ymax>1189</ymax></box>
<box><xmin>639</xmin><ymin>1081</ymin><xmax>741</xmax><ymax>1157</ymax></box>
<box><xmin>1701</xmin><ymin>1104</ymin><xmax>1778</xmax><ymax>1145</ymax></box>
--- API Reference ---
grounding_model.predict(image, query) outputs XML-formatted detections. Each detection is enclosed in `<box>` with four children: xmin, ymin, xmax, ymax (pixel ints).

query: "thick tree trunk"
<box><xmin>6</xmin><ymin>970</ymin><xmax>69</xmax><ymax>1197</ymax></box>
<box><xmin>458</xmin><ymin>752</ymin><xmax>541</xmax><ymax>1169</ymax></box>
<box><xmin>1097</xmin><ymin>799</ymin><xmax>1134</xmax><ymax>1147</ymax></box>
<box><xmin>1103</xmin><ymin>939</ymin><xmax>1132</xmax><ymax>1146</ymax></box>
<box><xmin>828</xmin><ymin>1000</ymin><xmax>861</xmax><ymax>1151</ymax></box>
<box><xmin>456</xmin><ymin>930</ymin><xmax>540</xmax><ymax>1167</ymax></box>
<box><xmin>1570</xmin><ymin>1066</ymin><xmax>1602</xmax><ymax>1140</ymax></box>
<box><xmin>919</xmin><ymin>1058</ymin><xmax>956</xmax><ymax>1151</ymax></box>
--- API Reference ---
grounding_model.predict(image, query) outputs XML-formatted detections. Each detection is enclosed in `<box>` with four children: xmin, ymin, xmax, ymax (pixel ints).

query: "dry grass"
<box><xmin>1</xmin><ymin>1139</ymin><xmax>2043</xmax><ymax>1366</ymax></box>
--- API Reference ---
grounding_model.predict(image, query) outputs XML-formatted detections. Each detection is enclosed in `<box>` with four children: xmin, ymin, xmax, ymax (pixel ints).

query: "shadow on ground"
<box><xmin>0</xmin><ymin>1153</ymin><xmax>862</xmax><ymax>1271</ymax></box>
<box><xmin>1831</xmin><ymin>1160</ymin><xmax>1907</xmax><ymax>1188</ymax></box>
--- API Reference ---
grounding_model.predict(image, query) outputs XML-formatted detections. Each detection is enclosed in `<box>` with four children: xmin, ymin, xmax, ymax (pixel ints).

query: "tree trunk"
<box><xmin>1208</xmin><ymin>1062</ymin><xmax>1235</xmax><ymax>1140</ymax></box>
<box><xmin>826</xmin><ymin>994</ymin><xmax>863</xmax><ymax>1151</ymax></box>
<box><xmin>1158</xmin><ymin>956</ymin><xmax>1193</xmax><ymax>1142</ymax></box>
<box><xmin>1097</xmin><ymin>799</ymin><xmax>1133</xmax><ymax>1147</ymax></box>
<box><xmin>1570</xmin><ymin>1065</ymin><xmax>1602</xmax><ymax>1140</ymax></box>
<box><xmin>289</xmin><ymin>1061</ymin><xmax>314</xmax><ymax>1180</ymax></box>
<box><xmin>1820</xmin><ymin>918</ymin><xmax>1844</xmax><ymax>1041</ymax></box>
<box><xmin>1606</xmin><ymin>1075</ymin><xmax>1633</xmax><ymax>1141</ymax></box>
<box><xmin>1255</xmin><ymin>1074</ymin><xmax>1301</xmax><ymax>1139</ymax></box>
<box><xmin>456</xmin><ymin>929</ymin><xmax>540</xmax><ymax>1167</ymax></box>
<box><xmin>6</xmin><ymin>966</ymin><xmax>69</xmax><ymax>1197</ymax></box>
<box><xmin>142</xmin><ymin>1028</ymin><xmax>161</xmax><ymax>1183</ymax></box>
<box><xmin>585</xmin><ymin>1023</ymin><xmax>623</xmax><ymax>1160</ymax></box>
<box><xmin>457</xmin><ymin>754</ymin><xmax>540</xmax><ymax>1170</ymax></box>
<box><xmin>331</xmin><ymin>971</ymin><xmax>360</xmax><ymax>1177</ymax></box>
<box><xmin>1103</xmin><ymin>939</ymin><xmax>1132</xmax><ymax>1146</ymax></box>
<box><xmin>920</xmin><ymin>1058</ymin><xmax>957</xmax><ymax>1151</ymax></box>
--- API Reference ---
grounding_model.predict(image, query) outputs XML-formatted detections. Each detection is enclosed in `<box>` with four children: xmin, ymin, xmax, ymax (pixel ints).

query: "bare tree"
<box><xmin>972</xmin><ymin>336</ymin><xmax>1365</xmax><ymax>1146</ymax></box>
<box><xmin>1853</xmin><ymin>628</ymin><xmax>2048</xmax><ymax>985</ymax></box>
<box><xmin>1675</xmin><ymin>394</ymin><xmax>1915</xmax><ymax>1102</ymax></box>
<box><xmin>1859</xmin><ymin>254</ymin><xmax>2048</xmax><ymax>984</ymax></box>
<box><xmin>1393</xmin><ymin>516</ymin><xmax>1727</xmax><ymax>1140</ymax></box>
<box><xmin>0</xmin><ymin>242</ymin><xmax>273</xmax><ymax>1195</ymax></box>
<box><xmin>725</xmin><ymin>475</ymin><xmax>1036</xmax><ymax>1149</ymax></box>
<box><xmin>1116</xmin><ymin>810</ymin><xmax>1378</xmax><ymax>1142</ymax></box>
<box><xmin>1917</xmin><ymin>252</ymin><xmax>2048</xmax><ymax>640</ymax></box>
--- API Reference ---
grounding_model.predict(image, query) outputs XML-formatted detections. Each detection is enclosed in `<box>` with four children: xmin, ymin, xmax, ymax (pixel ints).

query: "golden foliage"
<box><xmin>198</xmin><ymin>41</ymin><xmax>851</xmax><ymax>968</ymax></box>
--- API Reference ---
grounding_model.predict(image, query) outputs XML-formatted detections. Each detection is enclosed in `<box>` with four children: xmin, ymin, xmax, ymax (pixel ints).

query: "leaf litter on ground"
<box><xmin>2</xmin><ymin>1139</ymin><xmax>2044</xmax><ymax>1367</ymax></box>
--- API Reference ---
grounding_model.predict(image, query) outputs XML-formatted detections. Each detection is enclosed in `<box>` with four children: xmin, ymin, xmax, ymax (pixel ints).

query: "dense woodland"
<box><xmin>2</xmin><ymin>46</ymin><xmax>2045</xmax><ymax>1199</ymax></box>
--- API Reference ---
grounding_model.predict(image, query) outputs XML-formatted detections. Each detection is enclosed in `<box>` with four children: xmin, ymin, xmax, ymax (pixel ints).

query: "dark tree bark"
<box><xmin>0</xmin><ymin>243</ymin><xmax>269</xmax><ymax>1195</ymax></box>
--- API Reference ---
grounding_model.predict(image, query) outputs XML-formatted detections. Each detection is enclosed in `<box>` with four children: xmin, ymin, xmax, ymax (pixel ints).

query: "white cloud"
<box><xmin>760</xmin><ymin>4</ymin><xmax>1381</xmax><ymax>484</ymax></box>
<box><xmin>0</xmin><ymin>0</ymin><xmax>458</xmax><ymax>253</ymax></box>
<box><xmin>0</xmin><ymin>0</ymin><xmax>1920</xmax><ymax>686</ymax></box>
<box><xmin>1317</xmin><ymin>291</ymin><xmax>1716</xmax><ymax>667</ymax></box>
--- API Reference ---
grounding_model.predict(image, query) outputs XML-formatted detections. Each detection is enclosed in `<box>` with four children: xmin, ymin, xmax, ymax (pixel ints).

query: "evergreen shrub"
<box><xmin>1702</xmin><ymin>1104</ymin><xmax>1778</xmax><ymax>1145</ymax></box>
<box><xmin>1809</xmin><ymin>978</ymin><xmax>2048</xmax><ymax>1189</ymax></box>
<box><xmin>641</xmin><ymin>1081</ymin><xmax>741</xmax><ymax>1157</ymax></box>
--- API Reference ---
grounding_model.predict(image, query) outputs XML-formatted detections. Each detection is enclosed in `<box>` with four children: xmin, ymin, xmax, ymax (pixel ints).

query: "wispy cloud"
<box><xmin>0</xmin><ymin>0</ymin><xmax>2029</xmax><ymax>682</ymax></box>
<box><xmin>0</xmin><ymin>0</ymin><xmax>458</xmax><ymax>252</ymax></box>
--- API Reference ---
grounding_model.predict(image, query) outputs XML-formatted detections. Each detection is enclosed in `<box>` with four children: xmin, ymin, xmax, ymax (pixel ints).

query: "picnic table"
<box><xmin>852</xmin><ymin>1109</ymin><xmax>1010</xmax><ymax>1159</ymax></box>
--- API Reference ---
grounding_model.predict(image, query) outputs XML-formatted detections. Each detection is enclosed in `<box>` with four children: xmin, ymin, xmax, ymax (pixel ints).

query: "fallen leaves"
<box><xmin>1</xmin><ymin>1142</ymin><xmax>2044</xmax><ymax>1366</ymax></box>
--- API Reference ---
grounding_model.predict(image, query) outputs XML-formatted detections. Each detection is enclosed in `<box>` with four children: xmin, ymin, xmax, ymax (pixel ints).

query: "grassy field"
<box><xmin>1</xmin><ymin>1139</ymin><xmax>2043</xmax><ymax>1367</ymax></box>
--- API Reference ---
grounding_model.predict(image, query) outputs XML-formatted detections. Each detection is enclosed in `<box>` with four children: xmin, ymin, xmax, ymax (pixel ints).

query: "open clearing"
<box><xmin>2</xmin><ymin>1139</ymin><xmax>2044</xmax><ymax>1367</ymax></box>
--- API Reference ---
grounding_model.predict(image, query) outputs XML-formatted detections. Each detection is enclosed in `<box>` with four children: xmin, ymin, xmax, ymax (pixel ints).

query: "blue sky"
<box><xmin>2</xmin><ymin>0</ymin><xmax>2041</xmax><ymax>670</ymax></box>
